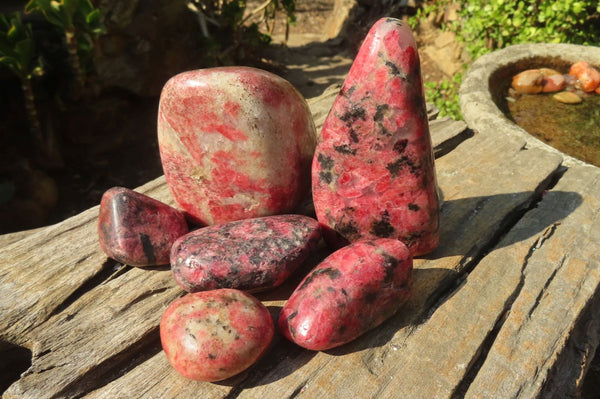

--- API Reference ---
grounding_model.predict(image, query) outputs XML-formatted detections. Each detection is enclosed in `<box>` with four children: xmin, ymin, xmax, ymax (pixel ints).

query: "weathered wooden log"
<box><xmin>78</xmin><ymin>117</ymin><xmax>560</xmax><ymax>398</ymax></box>
<box><xmin>5</xmin><ymin>81</ymin><xmax>599</xmax><ymax>399</ymax></box>
<box><xmin>0</xmin><ymin>86</ymin><xmax>469</xmax><ymax>398</ymax></box>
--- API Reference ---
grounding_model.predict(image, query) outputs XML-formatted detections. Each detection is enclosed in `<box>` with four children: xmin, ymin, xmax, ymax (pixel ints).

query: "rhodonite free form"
<box><xmin>170</xmin><ymin>214</ymin><xmax>322</xmax><ymax>293</ymax></box>
<box><xmin>312</xmin><ymin>18</ymin><xmax>440</xmax><ymax>256</ymax></box>
<box><xmin>278</xmin><ymin>239</ymin><xmax>413</xmax><ymax>351</ymax></box>
<box><xmin>160</xmin><ymin>289</ymin><xmax>274</xmax><ymax>381</ymax></box>
<box><xmin>98</xmin><ymin>187</ymin><xmax>189</xmax><ymax>266</ymax></box>
<box><xmin>158</xmin><ymin>67</ymin><xmax>317</xmax><ymax>226</ymax></box>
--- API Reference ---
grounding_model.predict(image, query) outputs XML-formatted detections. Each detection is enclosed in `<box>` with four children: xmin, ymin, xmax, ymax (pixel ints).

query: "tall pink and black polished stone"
<box><xmin>157</xmin><ymin>67</ymin><xmax>317</xmax><ymax>226</ymax></box>
<box><xmin>312</xmin><ymin>18</ymin><xmax>440</xmax><ymax>256</ymax></box>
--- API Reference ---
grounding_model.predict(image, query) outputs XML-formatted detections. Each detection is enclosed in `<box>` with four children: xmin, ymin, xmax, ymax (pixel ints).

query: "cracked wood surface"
<box><xmin>1</xmin><ymin>84</ymin><xmax>599</xmax><ymax>399</ymax></box>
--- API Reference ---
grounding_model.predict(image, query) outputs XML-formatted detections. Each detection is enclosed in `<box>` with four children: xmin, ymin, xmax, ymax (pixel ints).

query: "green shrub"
<box><xmin>0</xmin><ymin>13</ymin><xmax>45</xmax><ymax>147</ymax></box>
<box><xmin>25</xmin><ymin>0</ymin><xmax>106</xmax><ymax>95</ymax></box>
<box><xmin>410</xmin><ymin>0</ymin><xmax>600</xmax><ymax>119</ymax></box>
<box><xmin>424</xmin><ymin>72</ymin><xmax>463</xmax><ymax>119</ymax></box>
<box><xmin>458</xmin><ymin>0</ymin><xmax>600</xmax><ymax>59</ymax></box>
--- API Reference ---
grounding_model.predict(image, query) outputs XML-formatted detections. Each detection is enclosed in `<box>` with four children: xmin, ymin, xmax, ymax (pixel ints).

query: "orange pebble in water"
<box><xmin>569</xmin><ymin>61</ymin><xmax>600</xmax><ymax>92</ymax></box>
<box><xmin>511</xmin><ymin>69</ymin><xmax>544</xmax><ymax>94</ymax></box>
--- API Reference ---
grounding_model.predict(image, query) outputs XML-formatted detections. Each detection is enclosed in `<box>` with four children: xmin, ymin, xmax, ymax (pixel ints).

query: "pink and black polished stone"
<box><xmin>170</xmin><ymin>214</ymin><xmax>322</xmax><ymax>293</ymax></box>
<box><xmin>160</xmin><ymin>288</ymin><xmax>274</xmax><ymax>381</ymax></box>
<box><xmin>278</xmin><ymin>239</ymin><xmax>413</xmax><ymax>351</ymax></box>
<box><xmin>312</xmin><ymin>18</ymin><xmax>440</xmax><ymax>256</ymax></box>
<box><xmin>157</xmin><ymin>67</ymin><xmax>316</xmax><ymax>226</ymax></box>
<box><xmin>98</xmin><ymin>187</ymin><xmax>189</xmax><ymax>266</ymax></box>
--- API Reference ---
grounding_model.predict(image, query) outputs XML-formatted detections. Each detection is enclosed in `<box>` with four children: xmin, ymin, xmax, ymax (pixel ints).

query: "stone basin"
<box><xmin>459</xmin><ymin>43</ymin><xmax>600</xmax><ymax>166</ymax></box>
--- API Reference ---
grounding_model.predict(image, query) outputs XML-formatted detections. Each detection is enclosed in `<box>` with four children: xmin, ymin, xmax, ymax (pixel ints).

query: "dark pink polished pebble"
<box><xmin>98</xmin><ymin>187</ymin><xmax>189</xmax><ymax>266</ymax></box>
<box><xmin>278</xmin><ymin>239</ymin><xmax>412</xmax><ymax>351</ymax></box>
<box><xmin>170</xmin><ymin>214</ymin><xmax>322</xmax><ymax>293</ymax></box>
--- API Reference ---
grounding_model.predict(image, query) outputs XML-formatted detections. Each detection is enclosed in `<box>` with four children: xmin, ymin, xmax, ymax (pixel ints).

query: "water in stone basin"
<box><xmin>501</xmin><ymin>59</ymin><xmax>600</xmax><ymax>167</ymax></box>
<box><xmin>507</xmin><ymin>92</ymin><xmax>600</xmax><ymax>166</ymax></box>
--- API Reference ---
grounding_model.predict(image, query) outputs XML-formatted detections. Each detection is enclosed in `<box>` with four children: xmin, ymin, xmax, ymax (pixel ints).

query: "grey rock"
<box><xmin>94</xmin><ymin>0</ymin><xmax>203</xmax><ymax>97</ymax></box>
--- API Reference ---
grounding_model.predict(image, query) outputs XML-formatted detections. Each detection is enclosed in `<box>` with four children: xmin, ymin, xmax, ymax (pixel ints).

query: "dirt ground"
<box><xmin>248</xmin><ymin>0</ymin><xmax>453</xmax><ymax>84</ymax></box>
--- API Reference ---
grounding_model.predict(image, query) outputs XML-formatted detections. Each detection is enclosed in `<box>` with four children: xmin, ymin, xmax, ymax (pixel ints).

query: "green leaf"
<box><xmin>79</xmin><ymin>0</ymin><xmax>95</xmax><ymax>15</ymax></box>
<box><xmin>15</xmin><ymin>39</ymin><xmax>33</xmax><ymax>69</ymax></box>
<box><xmin>85</xmin><ymin>8</ymin><xmax>100</xmax><ymax>24</ymax></box>
<box><xmin>50</xmin><ymin>1</ymin><xmax>61</xmax><ymax>12</ymax></box>
<box><xmin>0</xmin><ymin>55</ymin><xmax>16</xmax><ymax>65</ymax></box>
<box><xmin>25</xmin><ymin>0</ymin><xmax>41</xmax><ymax>13</ymax></box>
<box><xmin>83</xmin><ymin>9</ymin><xmax>106</xmax><ymax>34</ymax></box>
<box><xmin>7</xmin><ymin>23</ymin><xmax>17</xmax><ymax>39</ymax></box>
<box><xmin>63</xmin><ymin>0</ymin><xmax>79</xmax><ymax>15</ymax></box>
<box><xmin>0</xmin><ymin>55</ymin><xmax>22</xmax><ymax>76</ymax></box>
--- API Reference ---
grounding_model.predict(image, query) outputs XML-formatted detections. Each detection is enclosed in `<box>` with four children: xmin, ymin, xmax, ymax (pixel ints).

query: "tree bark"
<box><xmin>65</xmin><ymin>30</ymin><xmax>85</xmax><ymax>97</ymax></box>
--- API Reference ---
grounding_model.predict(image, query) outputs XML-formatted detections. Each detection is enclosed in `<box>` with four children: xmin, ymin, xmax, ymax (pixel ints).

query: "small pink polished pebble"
<box><xmin>278</xmin><ymin>239</ymin><xmax>412</xmax><ymax>351</ymax></box>
<box><xmin>160</xmin><ymin>289</ymin><xmax>274</xmax><ymax>381</ymax></box>
<box><xmin>539</xmin><ymin>69</ymin><xmax>565</xmax><ymax>93</ymax></box>
<box><xmin>312</xmin><ymin>18</ymin><xmax>440</xmax><ymax>256</ymax></box>
<box><xmin>170</xmin><ymin>214</ymin><xmax>322</xmax><ymax>293</ymax></box>
<box><xmin>98</xmin><ymin>187</ymin><xmax>188</xmax><ymax>266</ymax></box>
<box><xmin>158</xmin><ymin>67</ymin><xmax>316</xmax><ymax>226</ymax></box>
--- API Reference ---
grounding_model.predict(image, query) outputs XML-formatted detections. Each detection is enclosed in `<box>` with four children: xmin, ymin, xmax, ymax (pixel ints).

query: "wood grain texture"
<box><xmin>0</xmin><ymin>177</ymin><xmax>173</xmax><ymax>348</ymax></box>
<box><xmin>4</xmin><ymin>82</ymin><xmax>599</xmax><ymax>399</ymax></box>
<box><xmin>0</xmin><ymin>227</ymin><xmax>45</xmax><ymax>247</ymax></box>
<box><xmin>466</xmin><ymin>164</ymin><xmax>600</xmax><ymax>398</ymax></box>
<box><xmin>6</xmin><ymin>267</ymin><xmax>184</xmax><ymax>399</ymax></box>
<box><xmin>0</xmin><ymin>206</ymin><xmax>108</xmax><ymax>346</ymax></box>
<box><xmin>78</xmin><ymin>120</ymin><xmax>563</xmax><ymax>399</ymax></box>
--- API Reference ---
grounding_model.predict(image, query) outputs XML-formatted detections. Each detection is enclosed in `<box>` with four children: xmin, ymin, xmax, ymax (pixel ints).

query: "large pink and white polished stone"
<box><xmin>158</xmin><ymin>67</ymin><xmax>316</xmax><ymax>225</ymax></box>
<box><xmin>312</xmin><ymin>18</ymin><xmax>440</xmax><ymax>256</ymax></box>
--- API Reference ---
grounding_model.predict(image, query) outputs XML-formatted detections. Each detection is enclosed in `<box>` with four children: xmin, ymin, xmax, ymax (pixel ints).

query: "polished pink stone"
<box><xmin>312</xmin><ymin>18</ymin><xmax>440</xmax><ymax>256</ymax></box>
<box><xmin>278</xmin><ymin>239</ymin><xmax>412</xmax><ymax>351</ymax></box>
<box><xmin>158</xmin><ymin>67</ymin><xmax>316</xmax><ymax>226</ymax></box>
<box><xmin>160</xmin><ymin>289</ymin><xmax>274</xmax><ymax>381</ymax></box>
<box><xmin>539</xmin><ymin>68</ymin><xmax>565</xmax><ymax>93</ymax></box>
<box><xmin>542</xmin><ymin>74</ymin><xmax>566</xmax><ymax>93</ymax></box>
<box><xmin>98</xmin><ymin>187</ymin><xmax>189</xmax><ymax>266</ymax></box>
<box><xmin>170</xmin><ymin>214</ymin><xmax>322</xmax><ymax>293</ymax></box>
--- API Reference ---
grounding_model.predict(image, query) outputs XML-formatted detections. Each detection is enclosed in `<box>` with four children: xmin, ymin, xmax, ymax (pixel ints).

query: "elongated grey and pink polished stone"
<box><xmin>312</xmin><ymin>18</ymin><xmax>440</xmax><ymax>256</ymax></box>
<box><xmin>170</xmin><ymin>215</ymin><xmax>321</xmax><ymax>293</ymax></box>
<box><xmin>157</xmin><ymin>67</ymin><xmax>317</xmax><ymax>226</ymax></box>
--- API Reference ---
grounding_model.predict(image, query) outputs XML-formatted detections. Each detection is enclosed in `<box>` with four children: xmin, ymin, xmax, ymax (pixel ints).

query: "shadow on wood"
<box><xmin>0</xmin><ymin>341</ymin><xmax>32</xmax><ymax>395</ymax></box>
<box><xmin>428</xmin><ymin>190</ymin><xmax>583</xmax><ymax>260</ymax></box>
<box><xmin>324</xmin><ymin>266</ymin><xmax>458</xmax><ymax>357</ymax></box>
<box><xmin>216</xmin><ymin>316</ymin><xmax>318</xmax><ymax>389</ymax></box>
